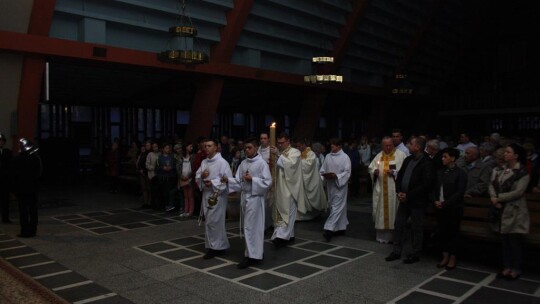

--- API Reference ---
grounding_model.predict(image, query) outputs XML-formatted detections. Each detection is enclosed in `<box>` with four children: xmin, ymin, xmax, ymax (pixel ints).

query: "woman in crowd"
<box><xmin>136</xmin><ymin>142</ymin><xmax>151</xmax><ymax>208</ymax></box>
<box><xmin>432</xmin><ymin>148</ymin><xmax>467</xmax><ymax>270</ymax></box>
<box><xmin>156</xmin><ymin>143</ymin><xmax>177</xmax><ymax>211</ymax></box>
<box><xmin>489</xmin><ymin>143</ymin><xmax>530</xmax><ymax>280</ymax></box>
<box><xmin>145</xmin><ymin>142</ymin><xmax>160</xmax><ymax>210</ymax></box>
<box><xmin>179</xmin><ymin>143</ymin><xmax>195</xmax><ymax>217</ymax></box>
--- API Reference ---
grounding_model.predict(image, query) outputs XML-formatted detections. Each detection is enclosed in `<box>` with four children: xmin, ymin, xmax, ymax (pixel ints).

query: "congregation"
<box><xmin>2</xmin><ymin>129</ymin><xmax>540</xmax><ymax>280</ymax></box>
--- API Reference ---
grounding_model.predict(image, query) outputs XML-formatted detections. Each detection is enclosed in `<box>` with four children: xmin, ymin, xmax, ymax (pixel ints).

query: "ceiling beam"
<box><xmin>395</xmin><ymin>0</ymin><xmax>445</xmax><ymax>75</ymax></box>
<box><xmin>27</xmin><ymin>0</ymin><xmax>57</xmax><ymax>35</ymax></box>
<box><xmin>0</xmin><ymin>30</ymin><xmax>385</xmax><ymax>96</ymax></box>
<box><xmin>330</xmin><ymin>0</ymin><xmax>370</xmax><ymax>68</ymax></box>
<box><xmin>210</xmin><ymin>0</ymin><xmax>253</xmax><ymax>63</ymax></box>
<box><xmin>15</xmin><ymin>0</ymin><xmax>57</xmax><ymax>144</ymax></box>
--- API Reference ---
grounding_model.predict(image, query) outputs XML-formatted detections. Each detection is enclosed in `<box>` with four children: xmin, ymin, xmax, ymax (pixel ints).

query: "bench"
<box><xmin>425</xmin><ymin>194</ymin><xmax>540</xmax><ymax>247</ymax></box>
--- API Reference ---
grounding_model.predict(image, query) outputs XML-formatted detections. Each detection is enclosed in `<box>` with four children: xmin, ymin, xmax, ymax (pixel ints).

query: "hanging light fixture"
<box><xmin>303</xmin><ymin>57</ymin><xmax>344</xmax><ymax>84</ymax></box>
<box><xmin>391</xmin><ymin>72</ymin><xmax>413</xmax><ymax>94</ymax></box>
<box><xmin>158</xmin><ymin>0</ymin><xmax>208</xmax><ymax>64</ymax></box>
<box><xmin>303</xmin><ymin>6</ymin><xmax>343</xmax><ymax>84</ymax></box>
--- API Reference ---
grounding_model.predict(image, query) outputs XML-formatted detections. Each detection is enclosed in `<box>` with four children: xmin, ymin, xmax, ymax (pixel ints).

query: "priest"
<box><xmin>296</xmin><ymin>139</ymin><xmax>327</xmax><ymax>220</ymax></box>
<box><xmin>368</xmin><ymin>136</ymin><xmax>406</xmax><ymax>243</ymax></box>
<box><xmin>320</xmin><ymin>138</ymin><xmax>351</xmax><ymax>242</ymax></box>
<box><xmin>270</xmin><ymin>133</ymin><xmax>305</xmax><ymax>248</ymax></box>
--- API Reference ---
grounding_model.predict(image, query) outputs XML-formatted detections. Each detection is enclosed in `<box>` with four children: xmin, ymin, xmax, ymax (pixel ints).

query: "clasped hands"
<box><xmin>243</xmin><ymin>171</ymin><xmax>252</xmax><ymax>182</ymax></box>
<box><xmin>490</xmin><ymin>197</ymin><xmax>502</xmax><ymax>209</ymax></box>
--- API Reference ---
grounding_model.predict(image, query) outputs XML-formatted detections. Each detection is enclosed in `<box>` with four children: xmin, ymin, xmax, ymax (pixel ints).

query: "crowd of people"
<box><xmin>100</xmin><ymin>129</ymin><xmax>539</xmax><ymax>276</ymax></box>
<box><xmin>2</xmin><ymin>128</ymin><xmax>539</xmax><ymax>277</ymax></box>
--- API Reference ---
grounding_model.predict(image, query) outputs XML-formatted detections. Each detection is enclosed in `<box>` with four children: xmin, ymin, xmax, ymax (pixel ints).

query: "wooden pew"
<box><xmin>424</xmin><ymin>194</ymin><xmax>540</xmax><ymax>247</ymax></box>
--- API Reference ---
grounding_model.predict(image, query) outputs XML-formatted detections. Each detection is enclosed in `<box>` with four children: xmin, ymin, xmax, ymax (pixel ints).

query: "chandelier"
<box><xmin>303</xmin><ymin>56</ymin><xmax>343</xmax><ymax>84</ymax></box>
<box><xmin>391</xmin><ymin>73</ymin><xmax>413</xmax><ymax>94</ymax></box>
<box><xmin>158</xmin><ymin>0</ymin><xmax>208</xmax><ymax>64</ymax></box>
<box><xmin>303</xmin><ymin>7</ymin><xmax>343</xmax><ymax>85</ymax></box>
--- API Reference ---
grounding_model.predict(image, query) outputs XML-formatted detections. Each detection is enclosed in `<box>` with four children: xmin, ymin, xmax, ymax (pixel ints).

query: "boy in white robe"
<box><xmin>196</xmin><ymin>139</ymin><xmax>233</xmax><ymax>259</ymax></box>
<box><xmin>320</xmin><ymin>138</ymin><xmax>351</xmax><ymax>242</ymax></box>
<box><xmin>229</xmin><ymin>138</ymin><xmax>272</xmax><ymax>268</ymax></box>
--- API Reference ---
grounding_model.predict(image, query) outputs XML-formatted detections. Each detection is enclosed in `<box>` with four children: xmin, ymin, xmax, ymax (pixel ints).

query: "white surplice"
<box><xmin>320</xmin><ymin>149</ymin><xmax>351</xmax><ymax>232</ymax></box>
<box><xmin>195</xmin><ymin>152</ymin><xmax>233</xmax><ymax>251</ymax></box>
<box><xmin>228</xmin><ymin>154</ymin><xmax>272</xmax><ymax>259</ymax></box>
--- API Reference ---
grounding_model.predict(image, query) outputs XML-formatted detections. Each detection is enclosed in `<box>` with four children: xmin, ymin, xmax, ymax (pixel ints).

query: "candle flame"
<box><xmin>271</xmin><ymin>122</ymin><xmax>276</xmax><ymax>127</ymax></box>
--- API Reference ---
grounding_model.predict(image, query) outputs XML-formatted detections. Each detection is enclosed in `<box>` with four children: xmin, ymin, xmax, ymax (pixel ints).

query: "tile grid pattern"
<box><xmin>388</xmin><ymin>266</ymin><xmax>540</xmax><ymax>304</ymax></box>
<box><xmin>52</xmin><ymin>208</ymin><xmax>187</xmax><ymax>235</ymax></box>
<box><xmin>135</xmin><ymin>230</ymin><xmax>373</xmax><ymax>293</ymax></box>
<box><xmin>0</xmin><ymin>232</ymin><xmax>133</xmax><ymax>304</ymax></box>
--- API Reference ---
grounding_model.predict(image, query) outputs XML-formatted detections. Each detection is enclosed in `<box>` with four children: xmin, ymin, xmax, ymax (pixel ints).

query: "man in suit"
<box><xmin>385</xmin><ymin>136</ymin><xmax>434</xmax><ymax>264</ymax></box>
<box><xmin>0</xmin><ymin>133</ymin><xmax>12</xmax><ymax>223</ymax></box>
<box><xmin>13</xmin><ymin>138</ymin><xmax>42</xmax><ymax>237</ymax></box>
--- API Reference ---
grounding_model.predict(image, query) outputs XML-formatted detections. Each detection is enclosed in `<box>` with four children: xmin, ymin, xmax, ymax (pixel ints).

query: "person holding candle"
<box><xmin>368</xmin><ymin>137</ymin><xmax>406</xmax><ymax>243</ymax></box>
<box><xmin>228</xmin><ymin>137</ymin><xmax>272</xmax><ymax>268</ymax></box>
<box><xmin>270</xmin><ymin>133</ymin><xmax>305</xmax><ymax>248</ymax></box>
<box><xmin>196</xmin><ymin>139</ymin><xmax>233</xmax><ymax>259</ymax></box>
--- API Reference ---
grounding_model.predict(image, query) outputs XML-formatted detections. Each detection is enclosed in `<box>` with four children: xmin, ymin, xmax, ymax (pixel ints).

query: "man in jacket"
<box><xmin>14</xmin><ymin>139</ymin><xmax>42</xmax><ymax>237</ymax></box>
<box><xmin>386</xmin><ymin>136</ymin><xmax>434</xmax><ymax>264</ymax></box>
<box><xmin>0</xmin><ymin>133</ymin><xmax>12</xmax><ymax>223</ymax></box>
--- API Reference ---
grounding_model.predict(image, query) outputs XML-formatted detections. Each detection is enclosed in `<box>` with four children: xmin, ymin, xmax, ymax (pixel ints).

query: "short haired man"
<box><xmin>228</xmin><ymin>138</ymin><xmax>272</xmax><ymax>268</ymax></box>
<box><xmin>456</xmin><ymin>133</ymin><xmax>477</xmax><ymax>156</ymax></box>
<box><xmin>296</xmin><ymin>138</ymin><xmax>327</xmax><ymax>220</ymax></box>
<box><xmin>386</xmin><ymin>137</ymin><xmax>434</xmax><ymax>264</ymax></box>
<box><xmin>258</xmin><ymin>133</ymin><xmax>270</xmax><ymax>164</ymax></box>
<box><xmin>320</xmin><ymin>138</ymin><xmax>351</xmax><ymax>242</ymax></box>
<box><xmin>369</xmin><ymin>137</ymin><xmax>406</xmax><ymax>243</ymax></box>
<box><xmin>0</xmin><ymin>133</ymin><xmax>12</xmax><ymax>223</ymax></box>
<box><xmin>458</xmin><ymin>146</ymin><xmax>491</xmax><ymax>197</ymax></box>
<box><xmin>270</xmin><ymin>133</ymin><xmax>305</xmax><ymax>248</ymax></box>
<box><xmin>392</xmin><ymin>128</ymin><xmax>410</xmax><ymax>156</ymax></box>
<box><xmin>426</xmin><ymin>139</ymin><xmax>443</xmax><ymax>171</ymax></box>
<box><xmin>196</xmin><ymin>139</ymin><xmax>233</xmax><ymax>259</ymax></box>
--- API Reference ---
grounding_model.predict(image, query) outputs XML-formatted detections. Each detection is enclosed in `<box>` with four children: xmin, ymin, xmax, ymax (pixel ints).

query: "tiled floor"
<box><xmin>390</xmin><ymin>266</ymin><xmax>540</xmax><ymax>304</ymax></box>
<box><xmin>52</xmin><ymin>207</ymin><xmax>189</xmax><ymax>235</ymax></box>
<box><xmin>2</xmin><ymin>186</ymin><xmax>540</xmax><ymax>303</ymax></box>
<box><xmin>135</xmin><ymin>230</ymin><xmax>372</xmax><ymax>292</ymax></box>
<box><xmin>0</xmin><ymin>231</ymin><xmax>133</xmax><ymax>304</ymax></box>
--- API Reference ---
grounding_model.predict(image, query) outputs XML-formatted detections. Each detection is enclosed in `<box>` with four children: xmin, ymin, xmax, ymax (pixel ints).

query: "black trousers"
<box><xmin>393</xmin><ymin>203</ymin><xmax>424</xmax><ymax>256</ymax></box>
<box><xmin>17</xmin><ymin>192</ymin><xmax>38</xmax><ymax>236</ymax></box>
<box><xmin>0</xmin><ymin>186</ymin><xmax>10</xmax><ymax>221</ymax></box>
<box><xmin>436</xmin><ymin>209</ymin><xmax>462</xmax><ymax>255</ymax></box>
<box><xmin>501</xmin><ymin>233</ymin><xmax>523</xmax><ymax>273</ymax></box>
<box><xmin>150</xmin><ymin>177</ymin><xmax>161</xmax><ymax>210</ymax></box>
